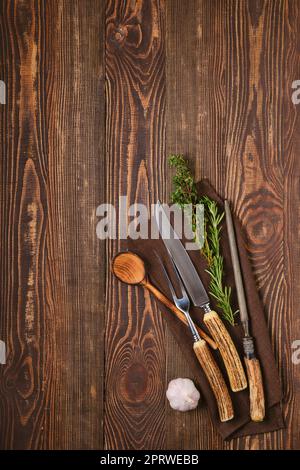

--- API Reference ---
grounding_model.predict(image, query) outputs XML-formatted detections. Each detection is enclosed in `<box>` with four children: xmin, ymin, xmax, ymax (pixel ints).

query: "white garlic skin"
<box><xmin>166</xmin><ymin>378</ymin><xmax>200</xmax><ymax>412</ymax></box>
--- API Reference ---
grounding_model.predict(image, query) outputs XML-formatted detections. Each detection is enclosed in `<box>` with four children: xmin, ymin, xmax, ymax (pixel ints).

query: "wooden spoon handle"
<box><xmin>193</xmin><ymin>339</ymin><xmax>234</xmax><ymax>422</ymax></box>
<box><xmin>204</xmin><ymin>310</ymin><xmax>247</xmax><ymax>392</ymax></box>
<box><xmin>144</xmin><ymin>281</ymin><xmax>217</xmax><ymax>350</ymax></box>
<box><xmin>244</xmin><ymin>357</ymin><xmax>265</xmax><ymax>421</ymax></box>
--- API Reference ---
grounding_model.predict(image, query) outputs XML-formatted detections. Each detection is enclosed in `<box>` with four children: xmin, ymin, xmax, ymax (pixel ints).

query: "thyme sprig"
<box><xmin>169</xmin><ymin>155</ymin><xmax>198</xmax><ymax>207</ymax></box>
<box><xmin>169</xmin><ymin>155</ymin><xmax>199</xmax><ymax>239</ymax></box>
<box><xmin>169</xmin><ymin>155</ymin><xmax>238</xmax><ymax>325</ymax></box>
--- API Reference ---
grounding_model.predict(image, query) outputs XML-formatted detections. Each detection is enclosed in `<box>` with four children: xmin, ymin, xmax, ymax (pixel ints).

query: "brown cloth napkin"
<box><xmin>128</xmin><ymin>180</ymin><xmax>284</xmax><ymax>440</ymax></box>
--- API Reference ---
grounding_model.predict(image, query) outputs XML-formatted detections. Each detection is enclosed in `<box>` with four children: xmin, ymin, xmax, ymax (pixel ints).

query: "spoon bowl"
<box><xmin>112</xmin><ymin>251</ymin><xmax>146</xmax><ymax>285</ymax></box>
<box><xmin>111</xmin><ymin>250</ymin><xmax>217</xmax><ymax>349</ymax></box>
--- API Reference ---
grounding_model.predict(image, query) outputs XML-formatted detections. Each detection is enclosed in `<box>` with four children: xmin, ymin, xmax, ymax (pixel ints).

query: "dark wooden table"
<box><xmin>1</xmin><ymin>0</ymin><xmax>299</xmax><ymax>450</ymax></box>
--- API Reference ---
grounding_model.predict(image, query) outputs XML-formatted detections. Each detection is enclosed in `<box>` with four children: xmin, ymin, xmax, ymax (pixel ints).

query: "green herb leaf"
<box><xmin>169</xmin><ymin>155</ymin><xmax>238</xmax><ymax>325</ymax></box>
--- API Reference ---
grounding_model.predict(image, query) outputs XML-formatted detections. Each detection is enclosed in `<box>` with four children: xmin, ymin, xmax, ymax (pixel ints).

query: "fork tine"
<box><xmin>154</xmin><ymin>251</ymin><xmax>178</xmax><ymax>301</ymax></box>
<box><xmin>165</xmin><ymin>246</ymin><xmax>189</xmax><ymax>299</ymax></box>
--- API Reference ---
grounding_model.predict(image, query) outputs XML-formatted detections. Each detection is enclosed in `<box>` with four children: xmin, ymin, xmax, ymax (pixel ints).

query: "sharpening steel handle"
<box><xmin>244</xmin><ymin>357</ymin><xmax>265</xmax><ymax>421</ymax></box>
<box><xmin>203</xmin><ymin>310</ymin><xmax>248</xmax><ymax>392</ymax></box>
<box><xmin>193</xmin><ymin>339</ymin><xmax>234</xmax><ymax>422</ymax></box>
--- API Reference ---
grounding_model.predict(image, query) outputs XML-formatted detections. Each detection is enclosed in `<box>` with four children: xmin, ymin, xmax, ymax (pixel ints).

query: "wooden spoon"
<box><xmin>112</xmin><ymin>251</ymin><xmax>217</xmax><ymax>350</ymax></box>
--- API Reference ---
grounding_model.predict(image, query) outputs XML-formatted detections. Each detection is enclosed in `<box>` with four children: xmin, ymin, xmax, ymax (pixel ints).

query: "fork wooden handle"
<box><xmin>204</xmin><ymin>310</ymin><xmax>247</xmax><ymax>392</ymax></box>
<box><xmin>144</xmin><ymin>280</ymin><xmax>217</xmax><ymax>349</ymax></box>
<box><xmin>193</xmin><ymin>339</ymin><xmax>234</xmax><ymax>422</ymax></box>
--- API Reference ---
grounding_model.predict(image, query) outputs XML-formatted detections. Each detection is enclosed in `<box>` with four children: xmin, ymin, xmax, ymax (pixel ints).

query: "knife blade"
<box><xmin>155</xmin><ymin>201</ymin><xmax>209</xmax><ymax>308</ymax></box>
<box><xmin>223</xmin><ymin>201</ymin><xmax>249</xmax><ymax>331</ymax></box>
<box><xmin>155</xmin><ymin>200</ymin><xmax>247</xmax><ymax>392</ymax></box>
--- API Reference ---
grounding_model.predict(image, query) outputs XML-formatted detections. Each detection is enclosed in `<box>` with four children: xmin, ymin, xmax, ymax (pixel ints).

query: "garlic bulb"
<box><xmin>166</xmin><ymin>378</ymin><xmax>200</xmax><ymax>411</ymax></box>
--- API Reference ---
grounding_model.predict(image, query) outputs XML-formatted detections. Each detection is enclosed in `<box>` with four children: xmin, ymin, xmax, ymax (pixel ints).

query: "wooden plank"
<box><xmin>165</xmin><ymin>0</ymin><xmax>226</xmax><ymax>449</ymax></box>
<box><xmin>0</xmin><ymin>0</ymin><xmax>105</xmax><ymax>449</ymax></box>
<box><xmin>282</xmin><ymin>0</ymin><xmax>300</xmax><ymax>451</ymax></box>
<box><xmin>0</xmin><ymin>0</ymin><xmax>50</xmax><ymax>449</ymax></box>
<box><xmin>223</xmin><ymin>0</ymin><xmax>290</xmax><ymax>450</ymax></box>
<box><xmin>105</xmin><ymin>0</ymin><xmax>167</xmax><ymax>450</ymax></box>
<box><xmin>165</xmin><ymin>335</ymin><xmax>214</xmax><ymax>450</ymax></box>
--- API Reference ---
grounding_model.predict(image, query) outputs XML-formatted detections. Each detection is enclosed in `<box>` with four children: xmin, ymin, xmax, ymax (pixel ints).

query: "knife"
<box><xmin>155</xmin><ymin>201</ymin><xmax>247</xmax><ymax>392</ymax></box>
<box><xmin>225</xmin><ymin>200</ymin><xmax>265</xmax><ymax>421</ymax></box>
<box><xmin>156</xmin><ymin>249</ymin><xmax>233</xmax><ymax>422</ymax></box>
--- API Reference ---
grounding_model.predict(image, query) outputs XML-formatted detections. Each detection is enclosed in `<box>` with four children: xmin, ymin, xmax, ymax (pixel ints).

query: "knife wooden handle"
<box><xmin>144</xmin><ymin>281</ymin><xmax>217</xmax><ymax>349</ymax></box>
<box><xmin>193</xmin><ymin>339</ymin><xmax>234</xmax><ymax>422</ymax></box>
<box><xmin>244</xmin><ymin>357</ymin><xmax>265</xmax><ymax>421</ymax></box>
<box><xmin>203</xmin><ymin>310</ymin><xmax>247</xmax><ymax>392</ymax></box>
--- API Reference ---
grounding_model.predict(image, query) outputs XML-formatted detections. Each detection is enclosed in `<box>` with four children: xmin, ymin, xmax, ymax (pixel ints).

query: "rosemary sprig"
<box><xmin>201</xmin><ymin>196</ymin><xmax>238</xmax><ymax>325</ymax></box>
<box><xmin>169</xmin><ymin>155</ymin><xmax>238</xmax><ymax>325</ymax></box>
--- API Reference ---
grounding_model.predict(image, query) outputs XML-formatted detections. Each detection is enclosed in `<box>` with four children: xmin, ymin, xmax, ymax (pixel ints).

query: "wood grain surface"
<box><xmin>0</xmin><ymin>0</ymin><xmax>105</xmax><ymax>449</ymax></box>
<box><xmin>105</xmin><ymin>0</ymin><xmax>166</xmax><ymax>450</ymax></box>
<box><xmin>0</xmin><ymin>0</ymin><xmax>300</xmax><ymax>450</ymax></box>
